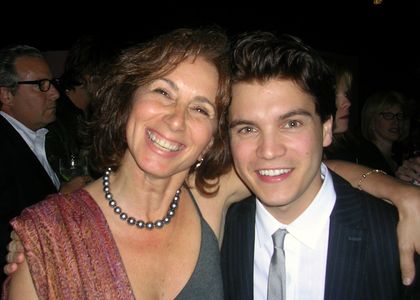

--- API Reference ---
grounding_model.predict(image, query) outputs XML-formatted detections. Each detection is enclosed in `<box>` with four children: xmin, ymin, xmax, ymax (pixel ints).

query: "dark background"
<box><xmin>1</xmin><ymin>1</ymin><xmax>419</xmax><ymax>106</ymax></box>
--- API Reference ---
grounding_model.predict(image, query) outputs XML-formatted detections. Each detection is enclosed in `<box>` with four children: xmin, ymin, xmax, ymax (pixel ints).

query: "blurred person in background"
<box><xmin>360</xmin><ymin>90</ymin><xmax>409</xmax><ymax>175</ymax></box>
<box><xmin>46</xmin><ymin>35</ymin><xmax>121</xmax><ymax>181</ymax></box>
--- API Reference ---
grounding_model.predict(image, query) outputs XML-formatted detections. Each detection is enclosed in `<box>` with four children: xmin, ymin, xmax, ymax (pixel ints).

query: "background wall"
<box><xmin>43</xmin><ymin>51</ymin><xmax>68</xmax><ymax>78</ymax></box>
<box><xmin>1</xmin><ymin>1</ymin><xmax>418</xmax><ymax>105</ymax></box>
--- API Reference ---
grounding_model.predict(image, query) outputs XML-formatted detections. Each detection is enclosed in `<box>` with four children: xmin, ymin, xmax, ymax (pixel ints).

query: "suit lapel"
<box><xmin>240</xmin><ymin>197</ymin><xmax>256</xmax><ymax>297</ymax></box>
<box><xmin>324</xmin><ymin>173</ymin><xmax>366</xmax><ymax>300</ymax></box>
<box><xmin>221</xmin><ymin>196</ymin><xmax>256</xmax><ymax>299</ymax></box>
<box><xmin>0</xmin><ymin>116</ymin><xmax>57</xmax><ymax>190</ymax></box>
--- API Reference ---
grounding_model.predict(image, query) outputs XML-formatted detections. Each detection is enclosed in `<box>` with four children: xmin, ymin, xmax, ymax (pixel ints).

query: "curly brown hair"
<box><xmin>89</xmin><ymin>26</ymin><xmax>232</xmax><ymax>195</ymax></box>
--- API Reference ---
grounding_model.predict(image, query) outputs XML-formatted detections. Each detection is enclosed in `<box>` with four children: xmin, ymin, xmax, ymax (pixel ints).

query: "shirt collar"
<box><xmin>0</xmin><ymin>112</ymin><xmax>48</xmax><ymax>147</ymax></box>
<box><xmin>255</xmin><ymin>163</ymin><xmax>336</xmax><ymax>249</ymax></box>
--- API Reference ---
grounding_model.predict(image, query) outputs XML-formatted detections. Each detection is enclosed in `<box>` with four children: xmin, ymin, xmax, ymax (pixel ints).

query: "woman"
<box><xmin>332</xmin><ymin>63</ymin><xmax>352</xmax><ymax>134</ymax></box>
<box><xmin>361</xmin><ymin>90</ymin><xmax>409</xmax><ymax>174</ymax></box>
<box><xmin>45</xmin><ymin>35</ymin><xmax>120</xmax><ymax>182</ymax></box>
<box><xmin>323</xmin><ymin>60</ymin><xmax>363</xmax><ymax>163</ymax></box>
<box><xmin>3</xmin><ymin>28</ymin><xmax>420</xmax><ymax>298</ymax></box>
<box><xmin>4</xmin><ymin>26</ymin><xmax>232</xmax><ymax>299</ymax></box>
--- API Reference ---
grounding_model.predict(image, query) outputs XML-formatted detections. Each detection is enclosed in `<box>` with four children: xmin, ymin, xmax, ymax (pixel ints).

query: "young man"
<box><xmin>221</xmin><ymin>32</ymin><xmax>418</xmax><ymax>299</ymax></box>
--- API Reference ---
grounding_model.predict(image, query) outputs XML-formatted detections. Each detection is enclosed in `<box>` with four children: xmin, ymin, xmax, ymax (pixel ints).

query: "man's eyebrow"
<box><xmin>279</xmin><ymin>109</ymin><xmax>312</xmax><ymax>119</ymax></box>
<box><xmin>229</xmin><ymin>109</ymin><xmax>312</xmax><ymax>129</ymax></box>
<box><xmin>229</xmin><ymin>119</ymin><xmax>256</xmax><ymax>129</ymax></box>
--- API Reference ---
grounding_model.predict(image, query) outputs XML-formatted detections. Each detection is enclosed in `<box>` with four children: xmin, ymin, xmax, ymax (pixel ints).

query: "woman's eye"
<box><xmin>154</xmin><ymin>88</ymin><xmax>170</xmax><ymax>97</ymax></box>
<box><xmin>193</xmin><ymin>107</ymin><xmax>209</xmax><ymax>116</ymax></box>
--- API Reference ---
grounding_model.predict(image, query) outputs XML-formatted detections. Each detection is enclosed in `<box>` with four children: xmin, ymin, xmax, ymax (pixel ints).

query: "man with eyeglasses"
<box><xmin>0</xmin><ymin>45</ymin><xmax>62</xmax><ymax>284</ymax></box>
<box><xmin>17</xmin><ymin>78</ymin><xmax>60</xmax><ymax>93</ymax></box>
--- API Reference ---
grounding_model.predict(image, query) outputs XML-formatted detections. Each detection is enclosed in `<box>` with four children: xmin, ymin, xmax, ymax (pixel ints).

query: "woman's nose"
<box><xmin>164</xmin><ymin>105</ymin><xmax>186</xmax><ymax>131</ymax></box>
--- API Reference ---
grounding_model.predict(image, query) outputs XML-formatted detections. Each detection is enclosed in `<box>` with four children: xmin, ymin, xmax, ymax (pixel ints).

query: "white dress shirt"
<box><xmin>254</xmin><ymin>163</ymin><xmax>336</xmax><ymax>300</ymax></box>
<box><xmin>1</xmin><ymin>112</ymin><xmax>60</xmax><ymax>189</ymax></box>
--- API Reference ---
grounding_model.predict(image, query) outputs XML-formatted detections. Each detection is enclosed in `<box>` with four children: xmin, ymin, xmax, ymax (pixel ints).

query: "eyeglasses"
<box><xmin>17</xmin><ymin>78</ymin><xmax>59</xmax><ymax>92</ymax></box>
<box><xmin>379</xmin><ymin>112</ymin><xmax>406</xmax><ymax>121</ymax></box>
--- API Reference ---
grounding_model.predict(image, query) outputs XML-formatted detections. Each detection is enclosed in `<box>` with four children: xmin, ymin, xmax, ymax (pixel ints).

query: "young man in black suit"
<box><xmin>221</xmin><ymin>32</ymin><xmax>418</xmax><ymax>299</ymax></box>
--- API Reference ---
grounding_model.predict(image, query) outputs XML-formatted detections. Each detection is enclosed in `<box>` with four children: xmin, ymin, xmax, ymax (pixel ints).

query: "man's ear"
<box><xmin>0</xmin><ymin>86</ymin><xmax>13</xmax><ymax>107</ymax></box>
<box><xmin>322</xmin><ymin>116</ymin><xmax>333</xmax><ymax>147</ymax></box>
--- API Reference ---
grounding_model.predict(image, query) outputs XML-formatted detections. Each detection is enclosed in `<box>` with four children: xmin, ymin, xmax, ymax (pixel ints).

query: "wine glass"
<box><xmin>59</xmin><ymin>154</ymin><xmax>89</xmax><ymax>182</ymax></box>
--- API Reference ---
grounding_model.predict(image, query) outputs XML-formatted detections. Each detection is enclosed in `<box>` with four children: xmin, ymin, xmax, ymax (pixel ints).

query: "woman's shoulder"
<box><xmin>11</xmin><ymin>188</ymin><xmax>108</xmax><ymax>257</ymax></box>
<box><xmin>13</xmin><ymin>189</ymin><xmax>95</xmax><ymax>225</ymax></box>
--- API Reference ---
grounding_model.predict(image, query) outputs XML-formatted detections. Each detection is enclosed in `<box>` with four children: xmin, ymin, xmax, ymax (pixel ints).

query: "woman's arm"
<box><xmin>326</xmin><ymin>159</ymin><xmax>420</xmax><ymax>285</ymax></box>
<box><xmin>5</xmin><ymin>160</ymin><xmax>420</xmax><ymax>285</ymax></box>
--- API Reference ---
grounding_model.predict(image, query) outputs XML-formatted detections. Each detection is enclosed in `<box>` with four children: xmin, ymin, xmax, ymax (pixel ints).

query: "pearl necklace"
<box><xmin>102</xmin><ymin>167</ymin><xmax>181</xmax><ymax>230</ymax></box>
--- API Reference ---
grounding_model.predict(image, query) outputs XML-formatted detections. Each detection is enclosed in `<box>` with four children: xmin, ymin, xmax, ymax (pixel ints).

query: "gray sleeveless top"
<box><xmin>175</xmin><ymin>188</ymin><xmax>223</xmax><ymax>299</ymax></box>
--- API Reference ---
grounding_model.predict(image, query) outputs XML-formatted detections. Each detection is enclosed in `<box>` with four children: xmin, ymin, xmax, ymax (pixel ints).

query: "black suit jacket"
<box><xmin>0</xmin><ymin>115</ymin><xmax>57</xmax><ymax>283</ymax></box>
<box><xmin>221</xmin><ymin>171</ymin><xmax>419</xmax><ymax>299</ymax></box>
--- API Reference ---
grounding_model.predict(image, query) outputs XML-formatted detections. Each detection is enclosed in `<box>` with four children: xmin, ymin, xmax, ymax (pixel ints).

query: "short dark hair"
<box><xmin>230</xmin><ymin>31</ymin><xmax>336</xmax><ymax>123</ymax></box>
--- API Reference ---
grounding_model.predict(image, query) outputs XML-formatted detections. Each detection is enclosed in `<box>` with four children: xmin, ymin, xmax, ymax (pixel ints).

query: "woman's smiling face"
<box><xmin>125</xmin><ymin>56</ymin><xmax>219</xmax><ymax>178</ymax></box>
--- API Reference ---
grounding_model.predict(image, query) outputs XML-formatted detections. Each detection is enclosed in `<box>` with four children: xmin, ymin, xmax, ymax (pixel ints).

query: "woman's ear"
<box><xmin>195</xmin><ymin>138</ymin><xmax>214</xmax><ymax>169</ymax></box>
<box><xmin>195</xmin><ymin>157</ymin><xmax>204</xmax><ymax>169</ymax></box>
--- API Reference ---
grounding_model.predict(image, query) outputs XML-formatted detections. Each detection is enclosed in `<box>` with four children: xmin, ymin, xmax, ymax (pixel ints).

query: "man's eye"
<box><xmin>285</xmin><ymin>120</ymin><xmax>301</xmax><ymax>128</ymax></box>
<box><xmin>238</xmin><ymin>127</ymin><xmax>255</xmax><ymax>134</ymax></box>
